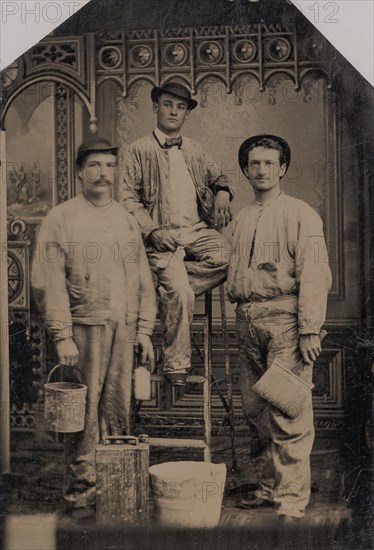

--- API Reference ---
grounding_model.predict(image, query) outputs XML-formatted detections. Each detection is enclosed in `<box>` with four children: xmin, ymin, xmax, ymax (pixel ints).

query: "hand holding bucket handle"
<box><xmin>47</xmin><ymin>363</ymin><xmax>86</xmax><ymax>385</ymax></box>
<box><xmin>293</xmin><ymin>330</ymin><xmax>327</xmax><ymax>376</ymax></box>
<box><xmin>55</xmin><ymin>338</ymin><xmax>79</xmax><ymax>367</ymax></box>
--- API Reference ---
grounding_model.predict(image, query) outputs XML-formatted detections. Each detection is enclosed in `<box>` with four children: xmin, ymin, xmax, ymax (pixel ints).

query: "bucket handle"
<box><xmin>104</xmin><ymin>436</ymin><xmax>137</xmax><ymax>446</ymax></box>
<box><xmin>46</xmin><ymin>364</ymin><xmax>86</xmax><ymax>385</ymax></box>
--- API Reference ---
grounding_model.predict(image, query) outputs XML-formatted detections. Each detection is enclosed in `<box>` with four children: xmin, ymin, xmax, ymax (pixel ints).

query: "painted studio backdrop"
<box><xmin>1</xmin><ymin>0</ymin><xmax>373</xmax><ymax>512</ymax></box>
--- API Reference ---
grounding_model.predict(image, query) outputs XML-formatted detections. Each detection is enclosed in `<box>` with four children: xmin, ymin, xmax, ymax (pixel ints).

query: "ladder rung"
<box><xmin>150</xmin><ymin>374</ymin><xmax>205</xmax><ymax>384</ymax></box>
<box><xmin>149</xmin><ymin>437</ymin><xmax>206</xmax><ymax>449</ymax></box>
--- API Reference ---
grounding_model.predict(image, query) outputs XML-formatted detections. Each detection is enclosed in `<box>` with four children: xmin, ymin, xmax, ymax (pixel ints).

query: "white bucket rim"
<box><xmin>149</xmin><ymin>461</ymin><xmax>226</xmax><ymax>480</ymax></box>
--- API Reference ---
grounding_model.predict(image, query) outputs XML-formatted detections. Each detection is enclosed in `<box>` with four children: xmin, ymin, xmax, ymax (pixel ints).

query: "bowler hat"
<box><xmin>238</xmin><ymin>134</ymin><xmax>291</xmax><ymax>175</ymax></box>
<box><xmin>76</xmin><ymin>136</ymin><xmax>118</xmax><ymax>167</ymax></box>
<box><xmin>151</xmin><ymin>82</ymin><xmax>198</xmax><ymax>110</ymax></box>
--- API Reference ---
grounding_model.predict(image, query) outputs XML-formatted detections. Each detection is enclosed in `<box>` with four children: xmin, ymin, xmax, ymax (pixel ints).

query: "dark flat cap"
<box><xmin>238</xmin><ymin>134</ymin><xmax>291</xmax><ymax>175</ymax></box>
<box><xmin>76</xmin><ymin>136</ymin><xmax>118</xmax><ymax>167</ymax></box>
<box><xmin>151</xmin><ymin>82</ymin><xmax>198</xmax><ymax>110</ymax></box>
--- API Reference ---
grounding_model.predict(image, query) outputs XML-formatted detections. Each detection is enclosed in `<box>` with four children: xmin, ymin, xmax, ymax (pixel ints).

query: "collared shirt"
<box><xmin>154</xmin><ymin>128</ymin><xmax>200</xmax><ymax>228</ymax></box>
<box><xmin>227</xmin><ymin>192</ymin><xmax>332</xmax><ymax>334</ymax></box>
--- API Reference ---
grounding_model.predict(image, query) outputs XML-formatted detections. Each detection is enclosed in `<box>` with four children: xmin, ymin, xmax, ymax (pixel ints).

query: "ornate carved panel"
<box><xmin>313</xmin><ymin>347</ymin><xmax>344</xmax><ymax>415</ymax></box>
<box><xmin>26</xmin><ymin>37</ymin><xmax>85</xmax><ymax>85</ymax></box>
<box><xmin>2</xmin><ymin>25</ymin><xmax>334</xmax><ymax>133</ymax></box>
<box><xmin>7</xmin><ymin>217</ymin><xmax>31</xmax><ymax>310</ymax></box>
<box><xmin>55</xmin><ymin>83</ymin><xmax>75</xmax><ymax>203</ymax></box>
<box><xmin>8</xmin><ymin>312</ymin><xmax>47</xmax><ymax>432</ymax></box>
<box><xmin>7</xmin><ymin>243</ymin><xmax>29</xmax><ymax>310</ymax></box>
<box><xmin>95</xmin><ymin>24</ymin><xmax>330</xmax><ymax>97</ymax></box>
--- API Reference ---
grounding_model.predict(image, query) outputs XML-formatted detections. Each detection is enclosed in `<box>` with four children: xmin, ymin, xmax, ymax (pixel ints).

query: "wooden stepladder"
<box><xmin>148</xmin><ymin>290</ymin><xmax>213</xmax><ymax>461</ymax></box>
<box><xmin>139</xmin><ymin>286</ymin><xmax>237</xmax><ymax>468</ymax></box>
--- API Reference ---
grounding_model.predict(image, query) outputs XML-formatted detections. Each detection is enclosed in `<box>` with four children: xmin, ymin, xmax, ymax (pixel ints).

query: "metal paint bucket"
<box><xmin>44</xmin><ymin>364</ymin><xmax>87</xmax><ymax>433</ymax></box>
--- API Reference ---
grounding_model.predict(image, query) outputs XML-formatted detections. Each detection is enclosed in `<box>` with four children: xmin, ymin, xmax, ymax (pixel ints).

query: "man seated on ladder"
<box><xmin>119</xmin><ymin>82</ymin><xmax>235</xmax><ymax>386</ymax></box>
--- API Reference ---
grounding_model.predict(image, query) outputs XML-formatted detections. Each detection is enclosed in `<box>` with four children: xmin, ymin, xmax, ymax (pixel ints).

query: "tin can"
<box><xmin>96</xmin><ymin>435</ymin><xmax>149</xmax><ymax>525</ymax></box>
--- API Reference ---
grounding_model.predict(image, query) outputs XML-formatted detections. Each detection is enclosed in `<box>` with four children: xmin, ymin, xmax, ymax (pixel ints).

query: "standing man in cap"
<box><xmin>119</xmin><ymin>82</ymin><xmax>234</xmax><ymax>385</ymax></box>
<box><xmin>227</xmin><ymin>135</ymin><xmax>331</xmax><ymax>521</ymax></box>
<box><xmin>32</xmin><ymin>137</ymin><xmax>156</xmax><ymax>519</ymax></box>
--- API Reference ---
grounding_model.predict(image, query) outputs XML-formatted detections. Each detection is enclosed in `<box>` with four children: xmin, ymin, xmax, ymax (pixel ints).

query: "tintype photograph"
<box><xmin>0</xmin><ymin>1</ymin><xmax>373</xmax><ymax>549</ymax></box>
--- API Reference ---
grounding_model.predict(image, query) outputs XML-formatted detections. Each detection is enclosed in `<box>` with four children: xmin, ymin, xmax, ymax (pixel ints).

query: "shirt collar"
<box><xmin>256</xmin><ymin>190</ymin><xmax>284</xmax><ymax>207</ymax></box>
<box><xmin>154</xmin><ymin>127</ymin><xmax>180</xmax><ymax>146</ymax></box>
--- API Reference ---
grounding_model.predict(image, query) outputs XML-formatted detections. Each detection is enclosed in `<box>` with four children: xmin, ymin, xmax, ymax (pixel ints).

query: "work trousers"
<box><xmin>147</xmin><ymin>222</ymin><xmax>228</xmax><ymax>373</ymax></box>
<box><xmin>63</xmin><ymin>321</ymin><xmax>135</xmax><ymax>509</ymax></box>
<box><xmin>236</xmin><ymin>296</ymin><xmax>315</xmax><ymax>518</ymax></box>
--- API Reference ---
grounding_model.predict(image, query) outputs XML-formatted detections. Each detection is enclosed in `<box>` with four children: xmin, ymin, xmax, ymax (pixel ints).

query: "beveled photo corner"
<box><xmin>0</xmin><ymin>0</ymin><xmax>373</xmax><ymax>549</ymax></box>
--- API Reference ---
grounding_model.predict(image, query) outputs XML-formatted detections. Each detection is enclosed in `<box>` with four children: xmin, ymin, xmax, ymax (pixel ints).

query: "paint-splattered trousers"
<box><xmin>63</xmin><ymin>321</ymin><xmax>135</xmax><ymax>509</ymax></box>
<box><xmin>235</xmin><ymin>296</ymin><xmax>315</xmax><ymax>518</ymax></box>
<box><xmin>147</xmin><ymin>222</ymin><xmax>228</xmax><ymax>373</ymax></box>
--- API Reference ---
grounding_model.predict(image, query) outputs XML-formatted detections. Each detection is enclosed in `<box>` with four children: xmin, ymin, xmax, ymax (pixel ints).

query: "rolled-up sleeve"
<box><xmin>202</xmin><ymin>150</ymin><xmax>235</xmax><ymax>200</ymax></box>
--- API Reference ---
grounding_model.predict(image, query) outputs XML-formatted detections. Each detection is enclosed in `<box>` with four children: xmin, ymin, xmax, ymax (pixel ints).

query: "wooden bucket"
<box><xmin>44</xmin><ymin>364</ymin><xmax>87</xmax><ymax>433</ymax></box>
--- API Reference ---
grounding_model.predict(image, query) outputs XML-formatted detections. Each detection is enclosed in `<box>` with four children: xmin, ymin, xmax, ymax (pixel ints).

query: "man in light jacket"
<box><xmin>119</xmin><ymin>82</ymin><xmax>234</xmax><ymax>385</ymax></box>
<box><xmin>32</xmin><ymin>137</ymin><xmax>156</xmax><ymax>520</ymax></box>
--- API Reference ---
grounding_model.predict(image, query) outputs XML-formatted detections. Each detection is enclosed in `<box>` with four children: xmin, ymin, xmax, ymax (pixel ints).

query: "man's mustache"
<box><xmin>93</xmin><ymin>178</ymin><xmax>112</xmax><ymax>184</ymax></box>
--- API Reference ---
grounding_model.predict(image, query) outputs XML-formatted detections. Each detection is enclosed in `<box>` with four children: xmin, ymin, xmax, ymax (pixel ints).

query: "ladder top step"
<box><xmin>150</xmin><ymin>374</ymin><xmax>205</xmax><ymax>384</ymax></box>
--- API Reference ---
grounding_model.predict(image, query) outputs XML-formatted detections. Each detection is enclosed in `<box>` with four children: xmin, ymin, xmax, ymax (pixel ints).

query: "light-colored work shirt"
<box><xmin>32</xmin><ymin>194</ymin><xmax>156</xmax><ymax>341</ymax></box>
<box><xmin>154</xmin><ymin>127</ymin><xmax>200</xmax><ymax>229</ymax></box>
<box><xmin>227</xmin><ymin>192</ymin><xmax>332</xmax><ymax>334</ymax></box>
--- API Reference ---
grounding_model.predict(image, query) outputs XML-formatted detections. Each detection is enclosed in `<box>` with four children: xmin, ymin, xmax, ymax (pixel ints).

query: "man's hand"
<box><xmin>55</xmin><ymin>338</ymin><xmax>79</xmax><ymax>367</ymax></box>
<box><xmin>299</xmin><ymin>334</ymin><xmax>321</xmax><ymax>364</ymax></box>
<box><xmin>136</xmin><ymin>334</ymin><xmax>155</xmax><ymax>366</ymax></box>
<box><xmin>213</xmin><ymin>190</ymin><xmax>232</xmax><ymax>229</ymax></box>
<box><xmin>150</xmin><ymin>229</ymin><xmax>177</xmax><ymax>252</ymax></box>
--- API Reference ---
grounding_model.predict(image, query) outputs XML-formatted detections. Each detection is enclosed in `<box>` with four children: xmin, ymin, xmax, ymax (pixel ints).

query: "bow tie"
<box><xmin>163</xmin><ymin>137</ymin><xmax>182</xmax><ymax>149</ymax></box>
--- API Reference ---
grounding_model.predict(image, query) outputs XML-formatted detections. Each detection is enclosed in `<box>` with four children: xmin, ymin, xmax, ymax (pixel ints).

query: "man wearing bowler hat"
<box><xmin>32</xmin><ymin>137</ymin><xmax>156</xmax><ymax>520</ymax></box>
<box><xmin>119</xmin><ymin>82</ymin><xmax>234</xmax><ymax>386</ymax></box>
<box><xmin>227</xmin><ymin>135</ymin><xmax>331</xmax><ymax>521</ymax></box>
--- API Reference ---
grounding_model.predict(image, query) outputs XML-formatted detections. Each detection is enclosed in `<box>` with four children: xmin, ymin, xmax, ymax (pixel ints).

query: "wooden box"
<box><xmin>96</xmin><ymin>435</ymin><xmax>149</xmax><ymax>525</ymax></box>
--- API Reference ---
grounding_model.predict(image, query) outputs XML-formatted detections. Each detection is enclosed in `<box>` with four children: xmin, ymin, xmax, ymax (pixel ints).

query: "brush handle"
<box><xmin>292</xmin><ymin>330</ymin><xmax>327</xmax><ymax>376</ymax></box>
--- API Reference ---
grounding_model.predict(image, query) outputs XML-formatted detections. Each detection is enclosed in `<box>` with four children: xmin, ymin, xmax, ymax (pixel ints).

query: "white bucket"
<box><xmin>149</xmin><ymin>461</ymin><xmax>226</xmax><ymax>529</ymax></box>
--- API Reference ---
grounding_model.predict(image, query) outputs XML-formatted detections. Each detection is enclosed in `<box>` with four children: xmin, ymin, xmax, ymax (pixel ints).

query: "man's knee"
<box><xmin>202</xmin><ymin>242</ymin><xmax>228</xmax><ymax>266</ymax></box>
<box><xmin>194</xmin><ymin>231</ymin><xmax>229</xmax><ymax>265</ymax></box>
<box><xmin>159</xmin><ymin>277</ymin><xmax>195</xmax><ymax>302</ymax></box>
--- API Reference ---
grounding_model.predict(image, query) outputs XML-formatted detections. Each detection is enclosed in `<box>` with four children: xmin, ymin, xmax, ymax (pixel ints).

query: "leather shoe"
<box><xmin>238</xmin><ymin>495</ymin><xmax>273</xmax><ymax>509</ymax></box>
<box><xmin>165</xmin><ymin>373</ymin><xmax>187</xmax><ymax>386</ymax></box>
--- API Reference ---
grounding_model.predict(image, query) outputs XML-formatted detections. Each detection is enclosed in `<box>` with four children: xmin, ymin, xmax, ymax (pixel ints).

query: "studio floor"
<box><xmin>1</xmin><ymin>431</ymin><xmax>372</xmax><ymax>550</ymax></box>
